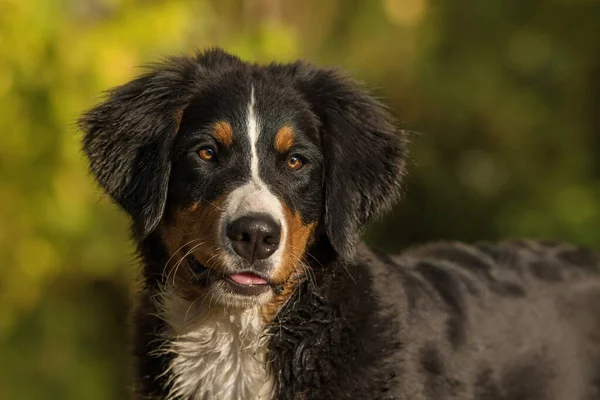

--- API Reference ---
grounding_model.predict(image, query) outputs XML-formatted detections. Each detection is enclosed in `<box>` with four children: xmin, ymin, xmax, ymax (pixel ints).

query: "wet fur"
<box><xmin>80</xmin><ymin>49</ymin><xmax>600</xmax><ymax>399</ymax></box>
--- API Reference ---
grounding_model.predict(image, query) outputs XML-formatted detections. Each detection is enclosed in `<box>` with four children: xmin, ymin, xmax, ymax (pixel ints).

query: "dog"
<box><xmin>79</xmin><ymin>48</ymin><xmax>600</xmax><ymax>400</ymax></box>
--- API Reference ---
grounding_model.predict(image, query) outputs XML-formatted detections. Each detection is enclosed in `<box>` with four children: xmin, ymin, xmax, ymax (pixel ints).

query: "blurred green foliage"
<box><xmin>0</xmin><ymin>0</ymin><xmax>599</xmax><ymax>398</ymax></box>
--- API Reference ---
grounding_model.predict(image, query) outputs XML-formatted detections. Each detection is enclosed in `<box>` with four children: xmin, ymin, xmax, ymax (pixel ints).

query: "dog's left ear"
<box><xmin>282</xmin><ymin>63</ymin><xmax>408</xmax><ymax>260</ymax></box>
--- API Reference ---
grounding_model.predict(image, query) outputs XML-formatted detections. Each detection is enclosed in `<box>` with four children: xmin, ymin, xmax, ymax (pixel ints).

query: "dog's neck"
<box><xmin>158</xmin><ymin>288</ymin><xmax>274</xmax><ymax>400</ymax></box>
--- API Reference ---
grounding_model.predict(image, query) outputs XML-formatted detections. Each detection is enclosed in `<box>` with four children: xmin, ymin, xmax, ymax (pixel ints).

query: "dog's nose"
<box><xmin>226</xmin><ymin>214</ymin><xmax>281</xmax><ymax>262</ymax></box>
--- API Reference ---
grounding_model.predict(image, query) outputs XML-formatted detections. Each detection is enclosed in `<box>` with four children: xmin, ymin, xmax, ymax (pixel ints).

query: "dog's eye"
<box><xmin>198</xmin><ymin>147</ymin><xmax>216</xmax><ymax>162</ymax></box>
<box><xmin>286</xmin><ymin>155</ymin><xmax>304</xmax><ymax>171</ymax></box>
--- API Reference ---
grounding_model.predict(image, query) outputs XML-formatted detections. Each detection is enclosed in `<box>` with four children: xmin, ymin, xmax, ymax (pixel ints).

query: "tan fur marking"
<box><xmin>262</xmin><ymin>273</ymin><xmax>305</xmax><ymax>323</ymax></box>
<box><xmin>274</xmin><ymin>125</ymin><xmax>295</xmax><ymax>153</ymax></box>
<box><xmin>161</xmin><ymin>198</ymin><xmax>227</xmax><ymax>299</ymax></box>
<box><xmin>262</xmin><ymin>207</ymin><xmax>315</xmax><ymax>321</ymax></box>
<box><xmin>213</xmin><ymin>120</ymin><xmax>233</xmax><ymax>146</ymax></box>
<box><xmin>277</xmin><ymin>207</ymin><xmax>316</xmax><ymax>283</ymax></box>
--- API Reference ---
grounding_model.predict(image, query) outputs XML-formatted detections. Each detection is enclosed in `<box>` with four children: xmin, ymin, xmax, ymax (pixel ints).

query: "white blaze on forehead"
<box><xmin>222</xmin><ymin>85</ymin><xmax>287</xmax><ymax>265</ymax></box>
<box><xmin>247</xmin><ymin>86</ymin><xmax>261</xmax><ymax>181</ymax></box>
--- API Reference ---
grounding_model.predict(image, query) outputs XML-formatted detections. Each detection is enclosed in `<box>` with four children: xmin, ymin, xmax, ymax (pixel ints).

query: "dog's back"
<box><xmin>270</xmin><ymin>240</ymin><xmax>600</xmax><ymax>399</ymax></box>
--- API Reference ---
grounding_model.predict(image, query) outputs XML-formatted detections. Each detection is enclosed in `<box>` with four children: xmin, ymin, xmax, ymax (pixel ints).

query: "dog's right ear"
<box><xmin>79</xmin><ymin>49</ymin><xmax>240</xmax><ymax>238</ymax></box>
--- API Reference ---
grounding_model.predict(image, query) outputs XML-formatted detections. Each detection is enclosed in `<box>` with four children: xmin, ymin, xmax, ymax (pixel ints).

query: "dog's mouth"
<box><xmin>187</xmin><ymin>256</ymin><xmax>275</xmax><ymax>297</ymax></box>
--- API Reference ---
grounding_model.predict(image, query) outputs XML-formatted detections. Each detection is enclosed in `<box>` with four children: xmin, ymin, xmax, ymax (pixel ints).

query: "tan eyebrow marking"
<box><xmin>274</xmin><ymin>125</ymin><xmax>295</xmax><ymax>153</ymax></box>
<box><xmin>213</xmin><ymin>120</ymin><xmax>233</xmax><ymax>146</ymax></box>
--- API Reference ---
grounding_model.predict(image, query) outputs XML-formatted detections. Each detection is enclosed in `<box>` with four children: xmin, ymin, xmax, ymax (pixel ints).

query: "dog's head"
<box><xmin>80</xmin><ymin>49</ymin><xmax>406</xmax><ymax>311</ymax></box>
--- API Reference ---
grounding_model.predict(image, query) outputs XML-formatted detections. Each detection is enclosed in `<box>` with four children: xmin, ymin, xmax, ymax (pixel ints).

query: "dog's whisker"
<box><xmin>169</xmin><ymin>242</ymin><xmax>207</xmax><ymax>286</ymax></box>
<box><xmin>161</xmin><ymin>238</ymin><xmax>204</xmax><ymax>281</ymax></box>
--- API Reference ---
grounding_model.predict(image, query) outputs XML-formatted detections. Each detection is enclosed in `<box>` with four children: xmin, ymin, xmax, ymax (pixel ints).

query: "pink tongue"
<box><xmin>229</xmin><ymin>273</ymin><xmax>268</xmax><ymax>285</ymax></box>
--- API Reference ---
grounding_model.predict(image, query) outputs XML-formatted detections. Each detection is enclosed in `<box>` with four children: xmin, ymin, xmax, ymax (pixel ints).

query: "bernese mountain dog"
<box><xmin>79</xmin><ymin>48</ymin><xmax>600</xmax><ymax>399</ymax></box>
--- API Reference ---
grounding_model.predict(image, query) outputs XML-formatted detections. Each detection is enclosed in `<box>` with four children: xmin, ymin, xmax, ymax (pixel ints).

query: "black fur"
<box><xmin>80</xmin><ymin>48</ymin><xmax>600</xmax><ymax>399</ymax></box>
<box><xmin>267</xmin><ymin>241</ymin><xmax>600</xmax><ymax>399</ymax></box>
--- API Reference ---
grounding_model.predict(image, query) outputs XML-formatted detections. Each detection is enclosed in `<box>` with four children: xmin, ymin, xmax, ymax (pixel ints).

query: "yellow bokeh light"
<box><xmin>383</xmin><ymin>0</ymin><xmax>428</xmax><ymax>27</ymax></box>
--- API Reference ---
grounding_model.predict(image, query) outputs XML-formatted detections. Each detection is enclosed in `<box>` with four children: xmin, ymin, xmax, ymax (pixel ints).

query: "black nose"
<box><xmin>226</xmin><ymin>214</ymin><xmax>281</xmax><ymax>262</ymax></box>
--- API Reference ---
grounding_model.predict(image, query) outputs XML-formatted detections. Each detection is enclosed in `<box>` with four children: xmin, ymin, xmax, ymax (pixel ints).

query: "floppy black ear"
<box><xmin>79</xmin><ymin>50</ymin><xmax>241</xmax><ymax>238</ymax></box>
<box><xmin>286</xmin><ymin>64</ymin><xmax>408</xmax><ymax>260</ymax></box>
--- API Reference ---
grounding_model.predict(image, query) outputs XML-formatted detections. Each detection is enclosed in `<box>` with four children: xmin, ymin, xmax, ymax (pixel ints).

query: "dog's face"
<box><xmin>80</xmin><ymin>49</ymin><xmax>406</xmax><ymax>312</ymax></box>
<box><xmin>162</xmin><ymin>80</ymin><xmax>324</xmax><ymax>308</ymax></box>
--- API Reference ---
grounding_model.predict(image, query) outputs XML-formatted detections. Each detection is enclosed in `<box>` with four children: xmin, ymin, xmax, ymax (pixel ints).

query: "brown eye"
<box><xmin>287</xmin><ymin>155</ymin><xmax>304</xmax><ymax>171</ymax></box>
<box><xmin>198</xmin><ymin>147</ymin><xmax>215</xmax><ymax>161</ymax></box>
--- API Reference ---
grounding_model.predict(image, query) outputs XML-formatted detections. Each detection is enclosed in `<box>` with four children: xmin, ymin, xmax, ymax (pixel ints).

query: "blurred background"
<box><xmin>1</xmin><ymin>0</ymin><xmax>599</xmax><ymax>398</ymax></box>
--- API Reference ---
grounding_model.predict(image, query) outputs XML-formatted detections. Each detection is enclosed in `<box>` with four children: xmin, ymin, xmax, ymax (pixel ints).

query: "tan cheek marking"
<box><xmin>160</xmin><ymin>197</ymin><xmax>227</xmax><ymax>297</ymax></box>
<box><xmin>213</xmin><ymin>120</ymin><xmax>233</xmax><ymax>147</ymax></box>
<box><xmin>262</xmin><ymin>275</ymin><xmax>303</xmax><ymax>323</ymax></box>
<box><xmin>262</xmin><ymin>206</ymin><xmax>316</xmax><ymax>321</ymax></box>
<box><xmin>274</xmin><ymin>125</ymin><xmax>295</xmax><ymax>153</ymax></box>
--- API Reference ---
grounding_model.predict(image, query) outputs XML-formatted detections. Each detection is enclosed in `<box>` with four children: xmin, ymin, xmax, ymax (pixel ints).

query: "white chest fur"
<box><xmin>159</xmin><ymin>291</ymin><xmax>274</xmax><ymax>400</ymax></box>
